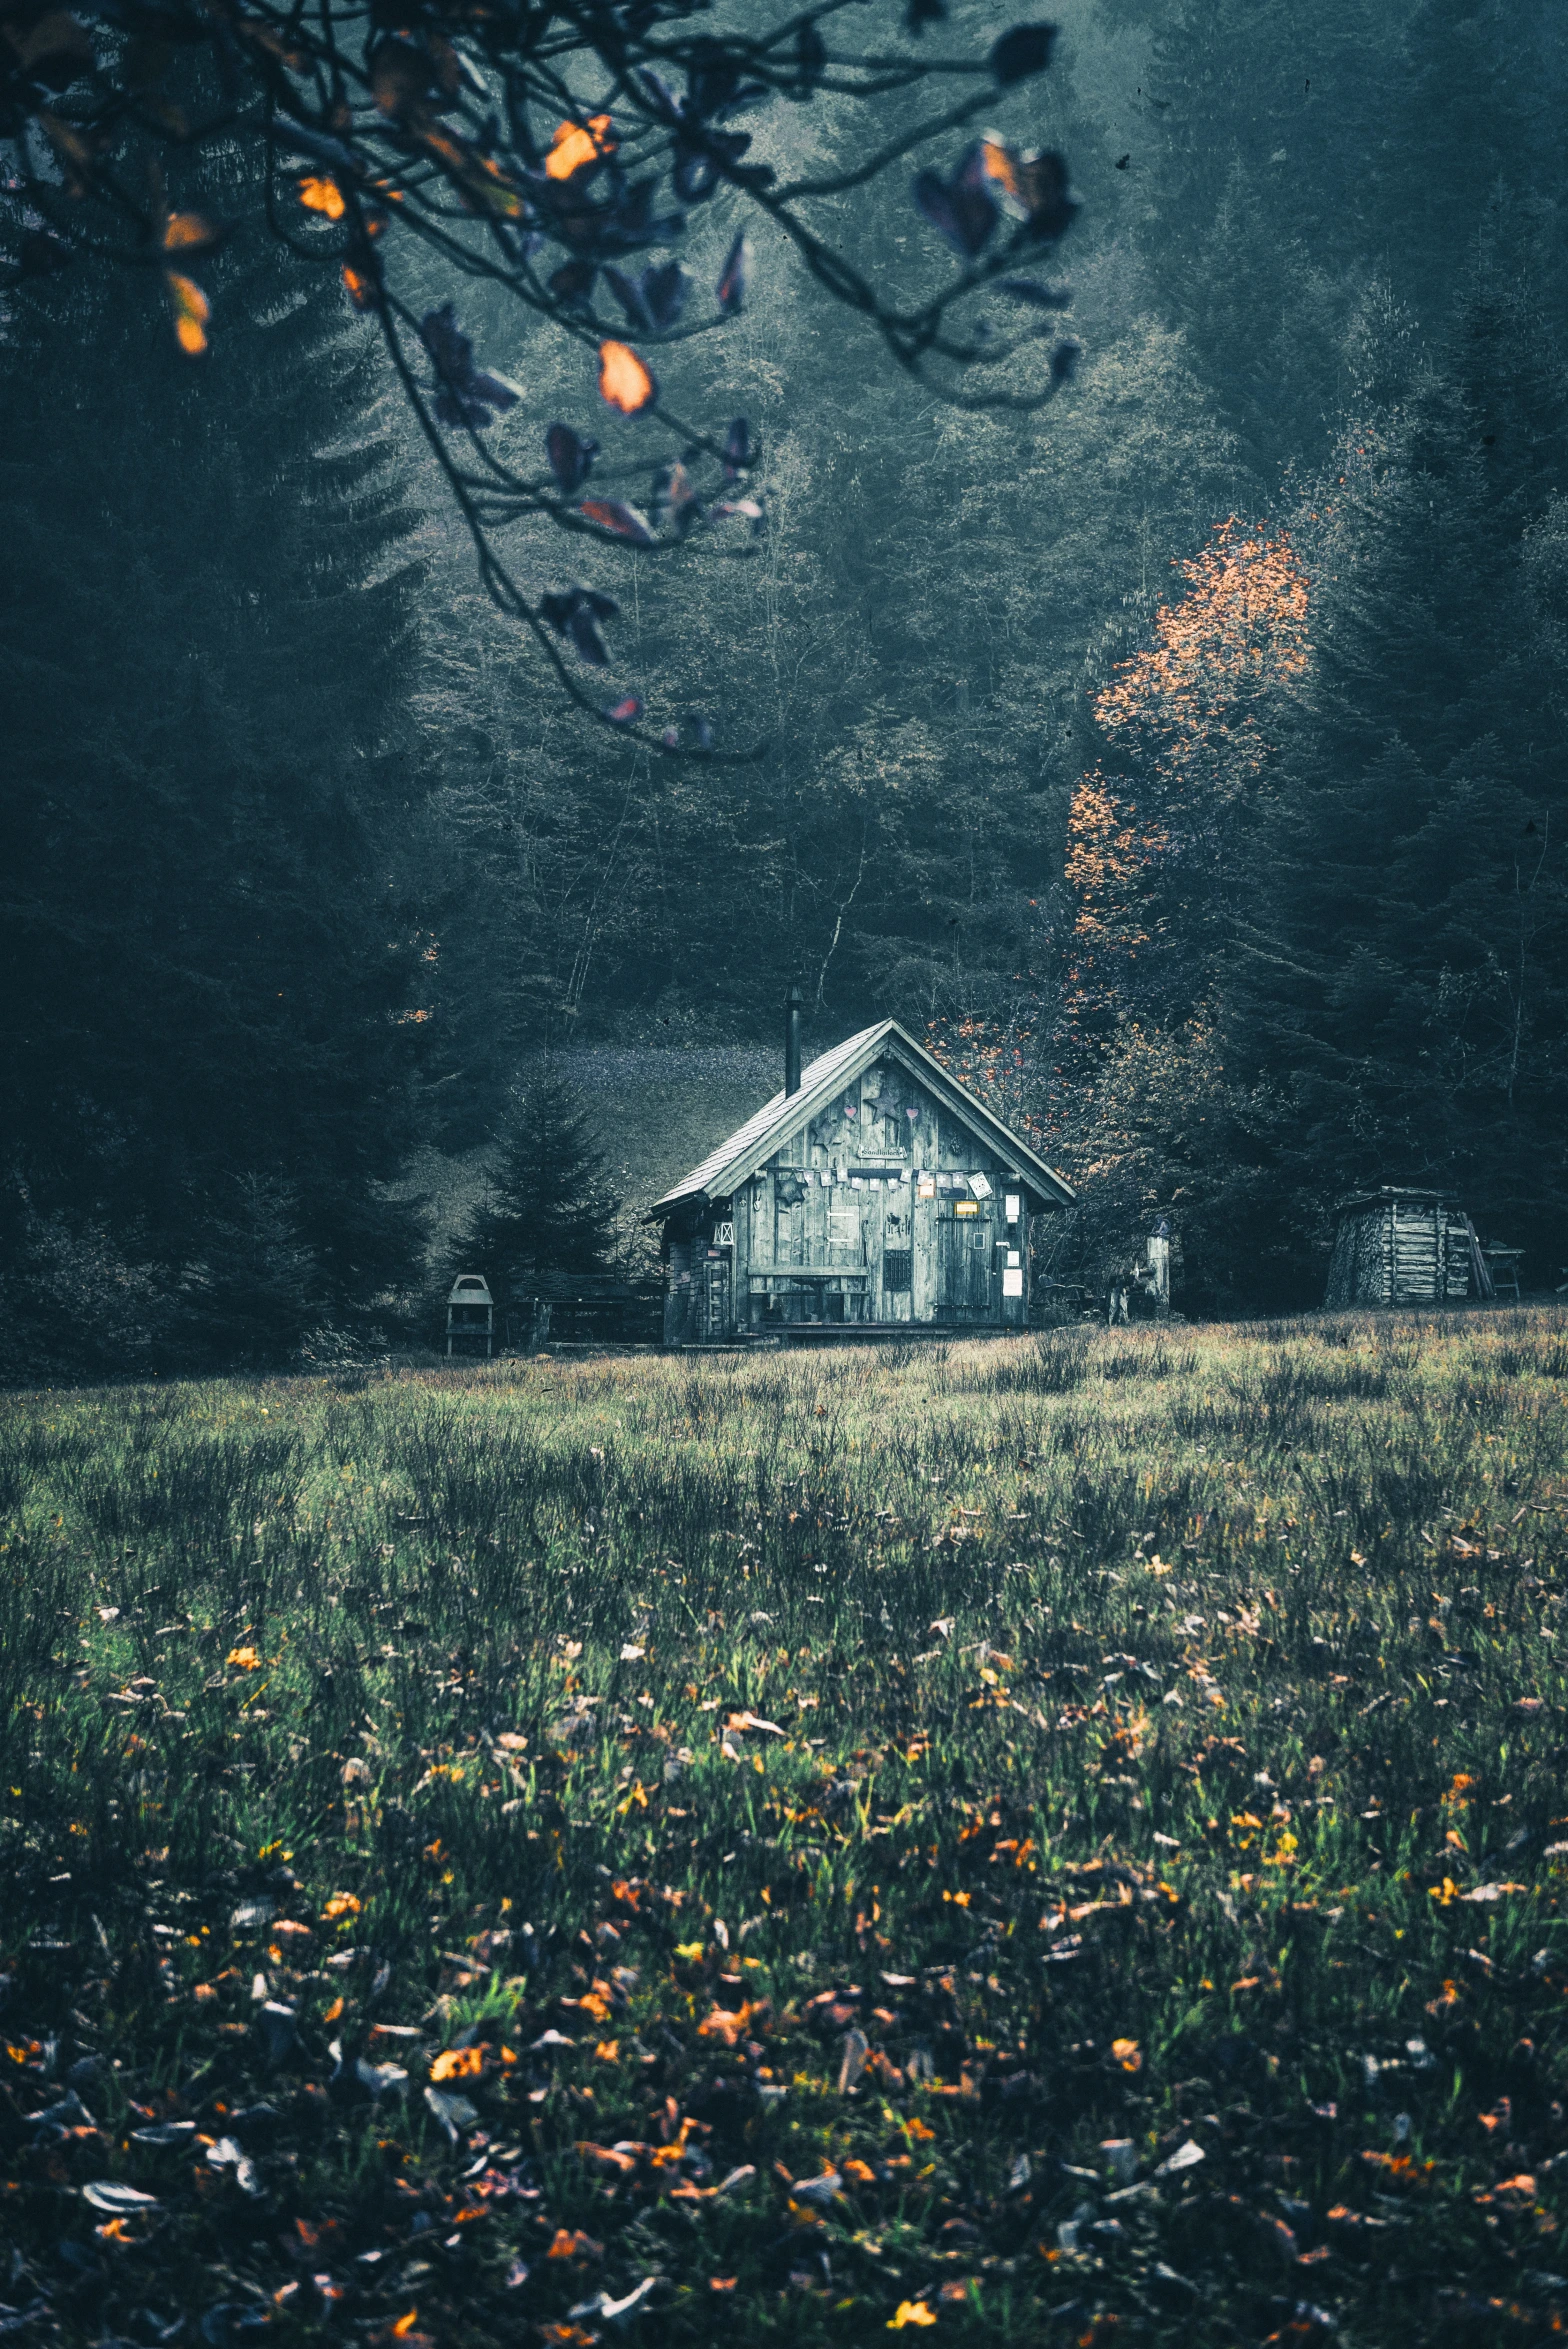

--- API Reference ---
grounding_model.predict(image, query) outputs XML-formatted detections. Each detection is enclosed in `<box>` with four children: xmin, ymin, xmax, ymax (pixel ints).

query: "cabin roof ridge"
<box><xmin>645</xmin><ymin>1016</ymin><xmax>1073</xmax><ymax>1218</ymax></box>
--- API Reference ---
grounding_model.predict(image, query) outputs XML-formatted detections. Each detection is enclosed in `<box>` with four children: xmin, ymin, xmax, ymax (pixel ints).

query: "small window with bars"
<box><xmin>883</xmin><ymin>1248</ymin><xmax>912</xmax><ymax>1293</ymax></box>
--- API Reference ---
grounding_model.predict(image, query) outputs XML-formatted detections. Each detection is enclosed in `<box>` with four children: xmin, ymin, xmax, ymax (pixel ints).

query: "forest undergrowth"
<box><xmin>3</xmin><ymin>1311</ymin><xmax>1568</xmax><ymax>2345</ymax></box>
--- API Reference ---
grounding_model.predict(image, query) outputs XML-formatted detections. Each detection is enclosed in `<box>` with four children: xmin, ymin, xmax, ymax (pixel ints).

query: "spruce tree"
<box><xmin>0</xmin><ymin>153</ymin><xmax>433</xmax><ymax>1362</ymax></box>
<box><xmin>1386</xmin><ymin>0</ymin><xmax>1564</xmax><ymax>332</ymax></box>
<box><xmin>452</xmin><ymin>1073</ymin><xmax>621</xmax><ymax>1306</ymax></box>
<box><xmin>1221</xmin><ymin>252</ymin><xmax>1568</xmax><ymax>1292</ymax></box>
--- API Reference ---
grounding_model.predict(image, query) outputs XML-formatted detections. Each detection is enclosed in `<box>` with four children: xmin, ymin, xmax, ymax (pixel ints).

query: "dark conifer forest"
<box><xmin>5</xmin><ymin>0</ymin><xmax>1568</xmax><ymax>1370</ymax></box>
<box><xmin>9</xmin><ymin>19</ymin><xmax>1568</xmax><ymax>2338</ymax></box>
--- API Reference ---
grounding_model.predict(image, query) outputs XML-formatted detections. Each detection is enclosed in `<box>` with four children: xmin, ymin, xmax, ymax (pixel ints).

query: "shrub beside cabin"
<box><xmin>647</xmin><ymin>999</ymin><xmax>1074</xmax><ymax>1346</ymax></box>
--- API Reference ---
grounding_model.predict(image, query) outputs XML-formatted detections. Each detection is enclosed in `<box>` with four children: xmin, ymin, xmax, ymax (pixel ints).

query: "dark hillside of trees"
<box><xmin>5</xmin><ymin>0</ymin><xmax>1567</xmax><ymax>1369</ymax></box>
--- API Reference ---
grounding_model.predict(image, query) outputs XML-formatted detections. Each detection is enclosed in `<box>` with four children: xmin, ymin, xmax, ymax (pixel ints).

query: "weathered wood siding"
<box><xmin>733</xmin><ymin>1051</ymin><xmax>1032</xmax><ymax>1332</ymax></box>
<box><xmin>1324</xmin><ymin>1193</ymin><xmax>1474</xmax><ymax>1308</ymax></box>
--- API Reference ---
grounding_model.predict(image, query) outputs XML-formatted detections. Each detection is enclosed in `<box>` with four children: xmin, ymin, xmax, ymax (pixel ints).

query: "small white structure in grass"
<box><xmin>445</xmin><ymin>1272</ymin><xmax>494</xmax><ymax>1358</ymax></box>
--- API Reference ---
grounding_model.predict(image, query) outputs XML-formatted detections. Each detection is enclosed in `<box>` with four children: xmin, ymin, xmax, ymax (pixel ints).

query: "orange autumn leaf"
<box><xmin>165</xmin><ymin>271</ymin><xmax>210</xmax><ymax>356</ymax></box>
<box><xmin>162</xmin><ymin>210</ymin><xmax>215</xmax><ymax>251</ymax></box>
<box><xmin>545</xmin><ymin>2228</ymin><xmax>600</xmax><ymax>2261</ymax></box>
<box><xmin>696</xmin><ymin>2001</ymin><xmax>753</xmax><ymax>2047</ymax></box>
<box><xmin>709</xmin><ymin>2276</ymin><xmax>738</xmax><ymax>2293</ymax></box>
<box><xmin>223</xmin><ymin>1642</ymin><xmax>258</xmax><ymax>1669</ymax></box>
<box><xmin>322</xmin><ymin>1997</ymin><xmax>344</xmax><ymax>2024</ymax></box>
<box><xmin>546</xmin><ymin>114</ymin><xmax>614</xmax><ymax>180</ymax></box>
<box><xmin>323</xmin><ymin>1893</ymin><xmax>361</xmax><ymax>1920</ymax></box>
<box><xmin>1112</xmin><ymin>2037</ymin><xmax>1142</xmax><ymax>2072</ymax></box>
<box><xmin>343</xmin><ymin>264</ymin><xmax>375</xmax><ymax>312</ymax></box>
<box><xmin>419</xmin><ymin>129</ymin><xmax>526</xmax><ymax>218</ymax></box>
<box><xmin>594</xmin><ymin>2039</ymin><xmax>619</xmax><ymax>2062</ymax></box>
<box><xmin>888</xmin><ymin>2303</ymin><xmax>937</xmax><ymax>2330</ymax></box>
<box><xmin>299</xmin><ymin>175</ymin><xmax>346</xmax><ymax>220</ymax></box>
<box><xmin>392</xmin><ymin>2315</ymin><xmax>420</xmax><ymax>2339</ymax></box>
<box><xmin>430</xmin><ymin>2045</ymin><xmax>484</xmax><ymax>2081</ymax></box>
<box><xmin>977</xmin><ymin>134</ymin><xmax>1023</xmax><ymax>201</ymax></box>
<box><xmin>598</xmin><ymin>339</ymin><xmax>656</xmax><ymax>415</ymax></box>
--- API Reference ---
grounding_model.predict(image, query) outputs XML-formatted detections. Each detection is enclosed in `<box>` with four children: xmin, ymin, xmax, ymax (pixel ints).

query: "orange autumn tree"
<box><xmin>925</xmin><ymin>1014</ymin><xmax>1046</xmax><ymax>1147</ymax></box>
<box><xmin>1062</xmin><ymin>771</ymin><xmax>1171</xmax><ymax>1038</ymax></box>
<box><xmin>1064</xmin><ymin>517</ymin><xmax>1310</xmax><ymax>1046</ymax></box>
<box><xmin>923</xmin><ymin>522</ymin><xmax>1310</xmax><ymax>1276</ymax></box>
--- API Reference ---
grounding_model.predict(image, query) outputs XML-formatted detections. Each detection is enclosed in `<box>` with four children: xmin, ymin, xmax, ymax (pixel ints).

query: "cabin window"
<box><xmin>884</xmin><ymin>1249</ymin><xmax>912</xmax><ymax>1293</ymax></box>
<box><xmin>828</xmin><ymin>1188</ymin><xmax>859</xmax><ymax>1243</ymax></box>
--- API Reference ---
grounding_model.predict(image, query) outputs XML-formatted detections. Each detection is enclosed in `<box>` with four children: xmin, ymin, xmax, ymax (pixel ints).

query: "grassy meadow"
<box><xmin>3</xmin><ymin>1312</ymin><xmax>1568</xmax><ymax>2346</ymax></box>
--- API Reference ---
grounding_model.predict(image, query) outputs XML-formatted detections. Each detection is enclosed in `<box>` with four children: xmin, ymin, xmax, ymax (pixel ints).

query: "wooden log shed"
<box><xmin>1323</xmin><ymin>1186</ymin><xmax>1491</xmax><ymax>1309</ymax></box>
<box><xmin>647</xmin><ymin>1003</ymin><xmax>1075</xmax><ymax>1347</ymax></box>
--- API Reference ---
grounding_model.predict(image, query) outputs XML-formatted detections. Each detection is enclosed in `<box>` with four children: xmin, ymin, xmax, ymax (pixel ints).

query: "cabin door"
<box><xmin>700</xmin><ymin>1250</ymin><xmax>732</xmax><ymax>1341</ymax></box>
<box><xmin>937</xmin><ymin>1207</ymin><xmax>996</xmax><ymax>1320</ymax></box>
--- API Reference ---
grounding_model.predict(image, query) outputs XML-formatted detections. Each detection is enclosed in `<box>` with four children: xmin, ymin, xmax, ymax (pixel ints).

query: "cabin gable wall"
<box><xmin>726</xmin><ymin>1054</ymin><xmax>1034</xmax><ymax>1332</ymax></box>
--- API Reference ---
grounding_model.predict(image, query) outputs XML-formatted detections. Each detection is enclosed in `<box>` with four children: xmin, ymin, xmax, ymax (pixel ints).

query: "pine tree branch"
<box><xmin>1</xmin><ymin>0</ymin><xmax>1084</xmax><ymax>747</ymax></box>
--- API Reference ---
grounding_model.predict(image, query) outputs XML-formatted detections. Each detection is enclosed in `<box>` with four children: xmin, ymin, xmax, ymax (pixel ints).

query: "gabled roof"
<box><xmin>645</xmin><ymin>1019</ymin><xmax>1075</xmax><ymax>1219</ymax></box>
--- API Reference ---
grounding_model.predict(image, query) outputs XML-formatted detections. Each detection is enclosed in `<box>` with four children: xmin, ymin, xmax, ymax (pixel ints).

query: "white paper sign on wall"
<box><xmin>1002</xmin><ymin>1268</ymin><xmax>1025</xmax><ymax>1297</ymax></box>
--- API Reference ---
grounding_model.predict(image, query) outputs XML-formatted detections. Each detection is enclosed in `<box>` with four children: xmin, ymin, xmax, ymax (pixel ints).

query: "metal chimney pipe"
<box><xmin>784</xmin><ymin>985</ymin><xmax>804</xmax><ymax>1096</ymax></box>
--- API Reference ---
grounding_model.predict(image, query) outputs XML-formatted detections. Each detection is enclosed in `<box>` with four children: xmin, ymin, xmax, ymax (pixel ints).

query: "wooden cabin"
<box><xmin>647</xmin><ymin>1003</ymin><xmax>1075</xmax><ymax>1346</ymax></box>
<box><xmin>1323</xmin><ymin>1187</ymin><xmax>1488</xmax><ymax>1308</ymax></box>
